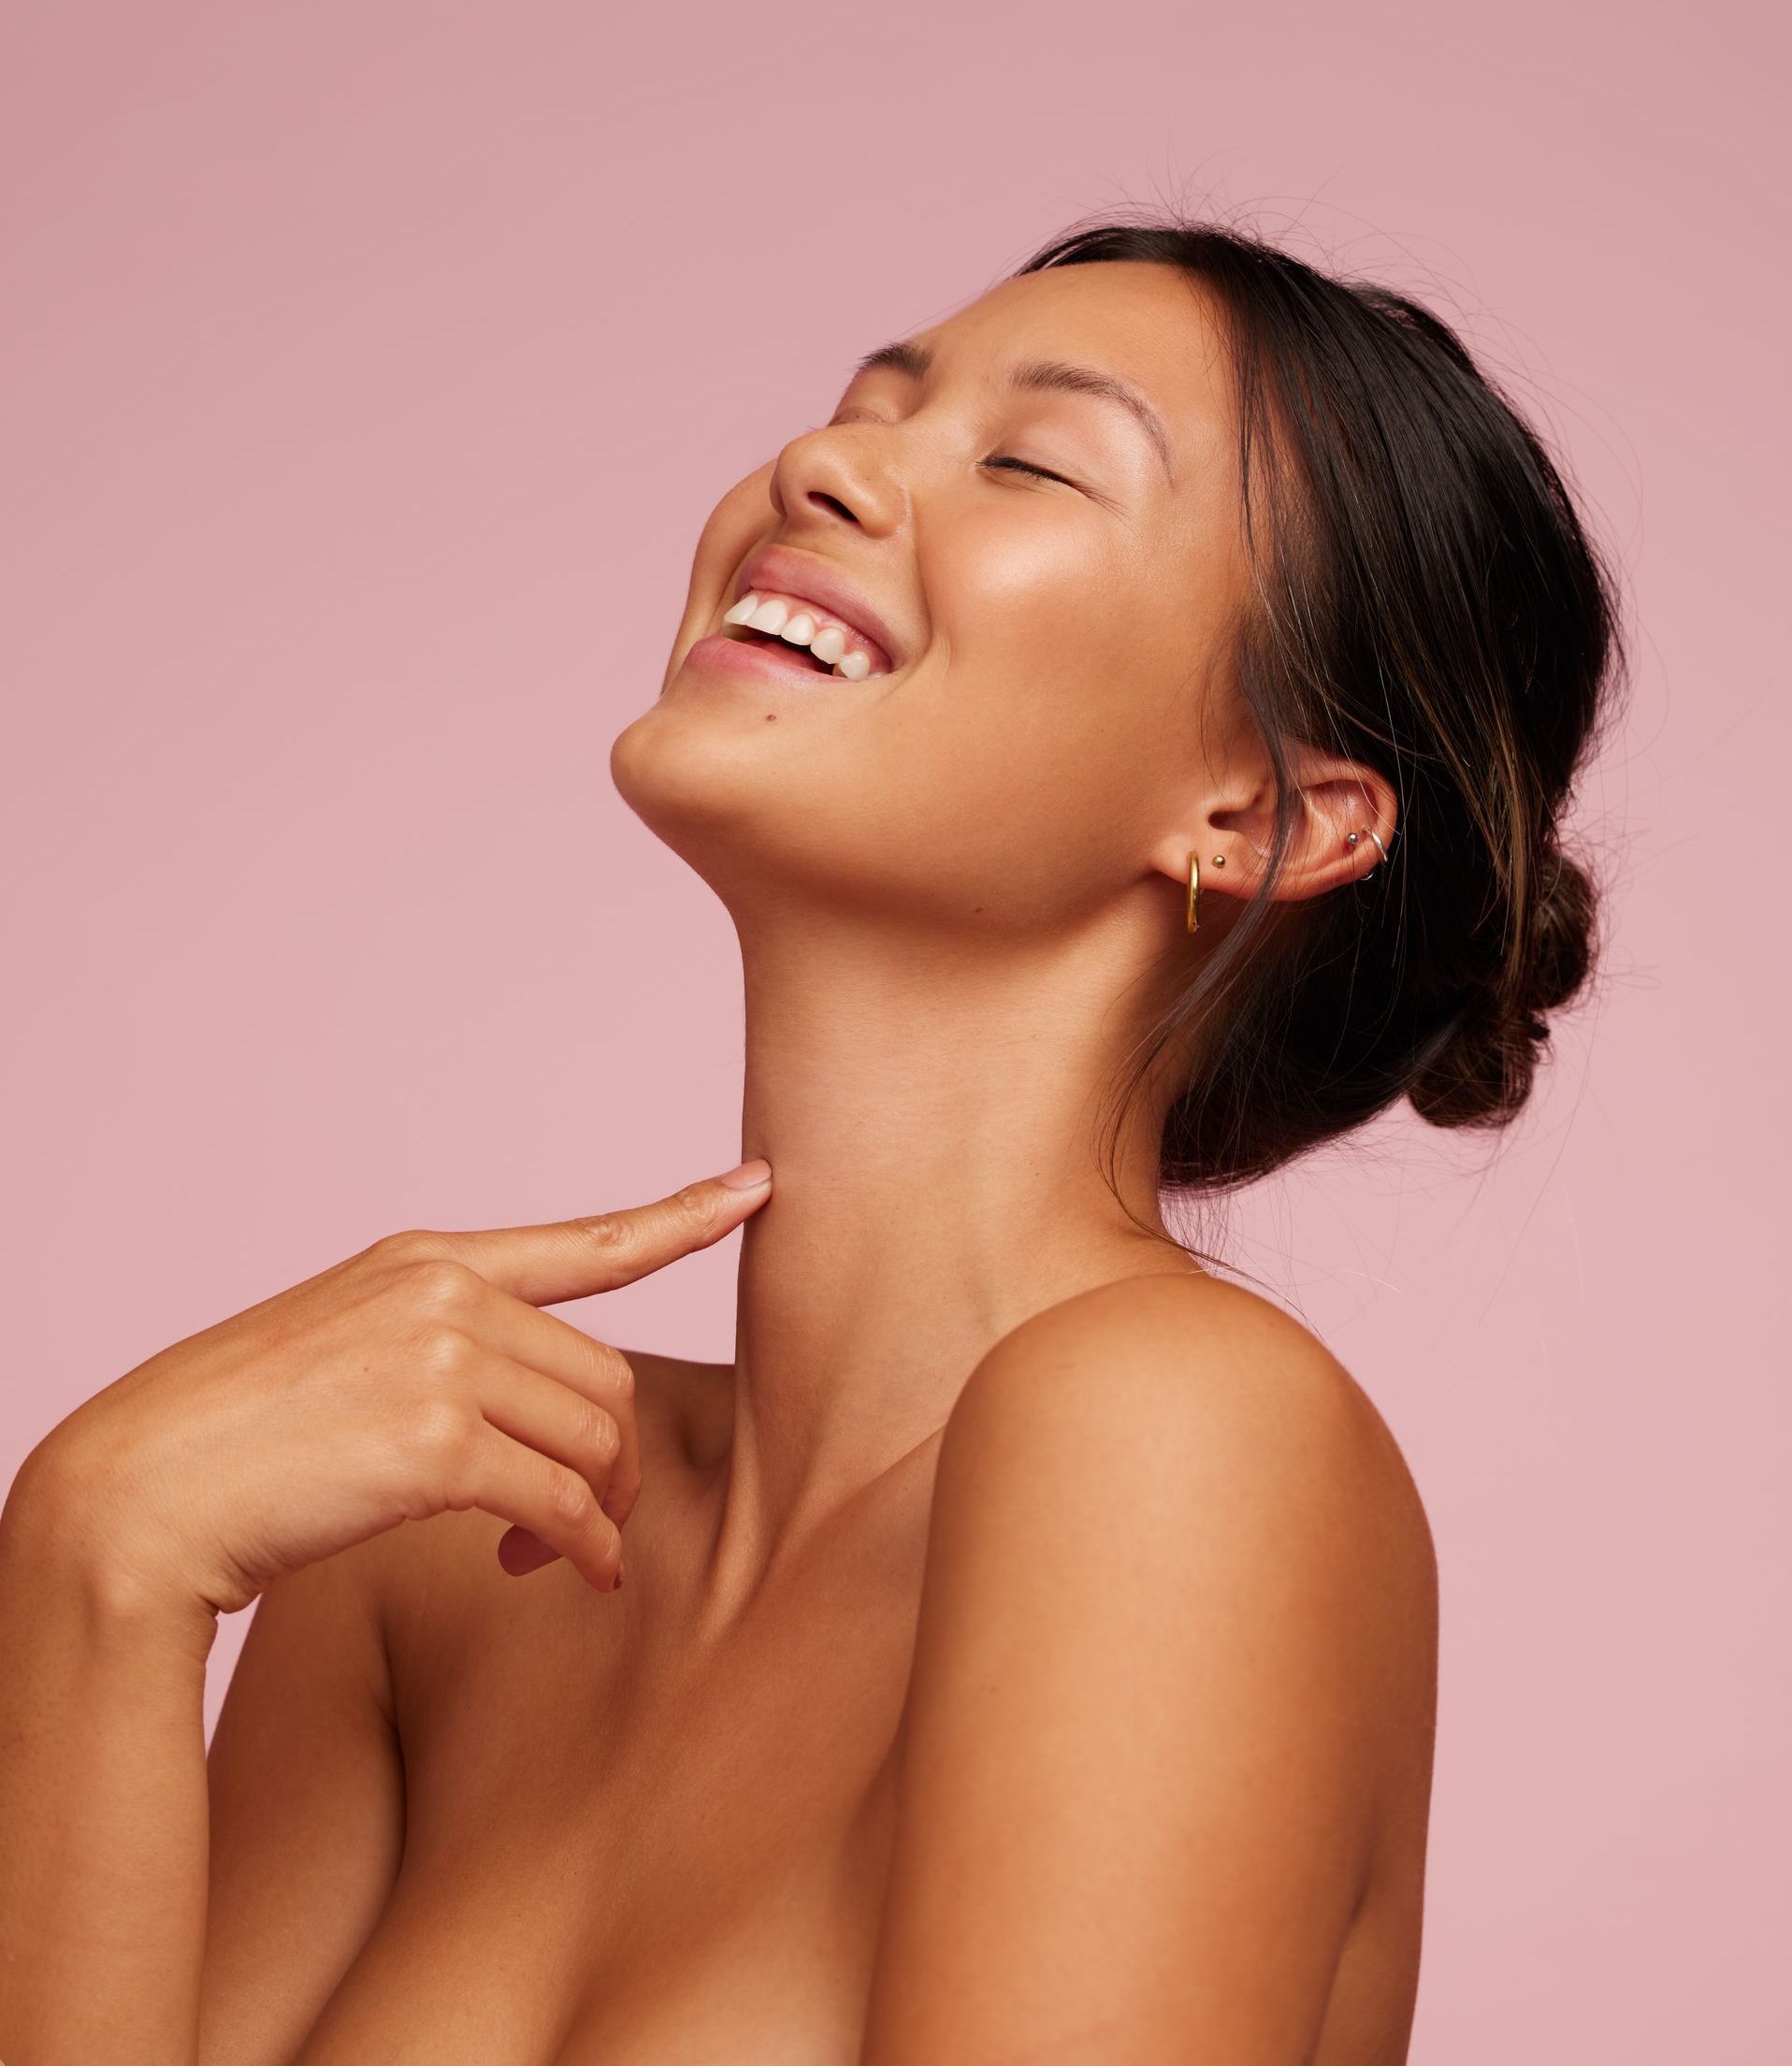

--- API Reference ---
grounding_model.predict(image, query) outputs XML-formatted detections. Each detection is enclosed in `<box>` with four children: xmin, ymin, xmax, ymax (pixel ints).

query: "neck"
<box><xmin>695</xmin><ymin>890</ymin><xmax>1195</xmax><ymax>1616</ymax></box>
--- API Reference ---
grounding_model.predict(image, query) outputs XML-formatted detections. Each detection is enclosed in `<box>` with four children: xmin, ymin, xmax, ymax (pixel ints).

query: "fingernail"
<box><xmin>614</xmin><ymin>1563</ymin><xmax>626</xmax><ymax>1590</ymax></box>
<box><xmin>716</xmin><ymin>1158</ymin><xmax>772</xmax><ymax>1191</ymax></box>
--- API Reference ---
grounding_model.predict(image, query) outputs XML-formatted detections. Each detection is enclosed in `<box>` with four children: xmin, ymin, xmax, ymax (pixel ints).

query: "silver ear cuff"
<box><xmin>1346</xmin><ymin>830</ymin><xmax>1393</xmax><ymax>879</ymax></box>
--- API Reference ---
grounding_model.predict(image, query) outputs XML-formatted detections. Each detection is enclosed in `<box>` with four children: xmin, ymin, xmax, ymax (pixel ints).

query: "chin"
<box><xmin>608</xmin><ymin>682</ymin><xmax>832</xmax><ymax>906</ymax></box>
<box><xmin>610</xmin><ymin>696</ymin><xmax>752</xmax><ymax>851</ymax></box>
<box><xmin>609</xmin><ymin>688</ymin><xmax>934</xmax><ymax>933</ymax></box>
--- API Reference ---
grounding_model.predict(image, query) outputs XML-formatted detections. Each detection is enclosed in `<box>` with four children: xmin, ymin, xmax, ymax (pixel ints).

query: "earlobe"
<box><xmin>1151</xmin><ymin>829</ymin><xmax>1253</xmax><ymax>904</ymax></box>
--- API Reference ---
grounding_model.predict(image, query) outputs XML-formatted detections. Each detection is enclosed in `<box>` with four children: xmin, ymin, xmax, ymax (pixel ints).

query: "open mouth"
<box><xmin>719</xmin><ymin>588</ymin><xmax>893</xmax><ymax>680</ymax></box>
<box><xmin>720</xmin><ymin>622</ymin><xmax>837</xmax><ymax>674</ymax></box>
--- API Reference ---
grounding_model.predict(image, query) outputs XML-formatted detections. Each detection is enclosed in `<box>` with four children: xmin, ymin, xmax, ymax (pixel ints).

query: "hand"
<box><xmin>24</xmin><ymin>1161</ymin><xmax>773</xmax><ymax>1614</ymax></box>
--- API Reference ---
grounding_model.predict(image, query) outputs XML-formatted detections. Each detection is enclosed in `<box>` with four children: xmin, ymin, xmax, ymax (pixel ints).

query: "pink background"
<box><xmin>3</xmin><ymin>4</ymin><xmax>1785</xmax><ymax>2059</ymax></box>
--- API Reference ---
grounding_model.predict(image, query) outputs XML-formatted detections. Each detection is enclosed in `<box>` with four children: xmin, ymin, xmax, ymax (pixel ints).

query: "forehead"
<box><xmin>901</xmin><ymin>261</ymin><xmax>1238</xmax><ymax>470</ymax></box>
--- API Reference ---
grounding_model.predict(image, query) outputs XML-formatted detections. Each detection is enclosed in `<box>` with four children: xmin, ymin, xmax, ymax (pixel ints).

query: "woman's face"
<box><xmin>610</xmin><ymin>260</ymin><xmax>1259</xmax><ymax>934</ymax></box>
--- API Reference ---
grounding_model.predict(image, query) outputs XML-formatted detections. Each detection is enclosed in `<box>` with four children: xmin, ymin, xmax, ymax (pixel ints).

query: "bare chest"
<box><xmin>296</xmin><ymin>1520</ymin><xmax>922</xmax><ymax>2066</ymax></box>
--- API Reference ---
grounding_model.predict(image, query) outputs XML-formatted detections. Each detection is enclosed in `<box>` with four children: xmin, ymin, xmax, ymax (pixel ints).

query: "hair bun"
<box><xmin>1524</xmin><ymin>845</ymin><xmax>1598</xmax><ymax>1018</ymax></box>
<box><xmin>1408</xmin><ymin>844</ymin><xmax>1598</xmax><ymax>1130</ymax></box>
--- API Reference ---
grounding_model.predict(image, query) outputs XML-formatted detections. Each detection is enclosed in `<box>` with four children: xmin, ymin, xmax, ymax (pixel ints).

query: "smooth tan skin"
<box><xmin>0</xmin><ymin>260</ymin><xmax>1435</xmax><ymax>2064</ymax></box>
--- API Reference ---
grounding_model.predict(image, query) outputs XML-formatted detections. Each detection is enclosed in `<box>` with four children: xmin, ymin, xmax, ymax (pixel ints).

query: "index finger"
<box><xmin>420</xmin><ymin>1159</ymin><xmax>773</xmax><ymax>1308</ymax></box>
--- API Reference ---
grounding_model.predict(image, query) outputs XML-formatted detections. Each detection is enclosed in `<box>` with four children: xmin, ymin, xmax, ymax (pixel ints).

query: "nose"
<box><xmin>768</xmin><ymin>424</ymin><xmax>904</xmax><ymax>539</ymax></box>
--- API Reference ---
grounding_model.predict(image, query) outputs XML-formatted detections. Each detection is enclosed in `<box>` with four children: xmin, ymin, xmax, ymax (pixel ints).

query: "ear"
<box><xmin>1149</xmin><ymin>741</ymin><xmax>1398</xmax><ymax>906</ymax></box>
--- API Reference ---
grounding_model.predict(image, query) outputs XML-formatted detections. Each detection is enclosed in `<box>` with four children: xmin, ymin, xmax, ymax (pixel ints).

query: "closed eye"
<box><xmin>827</xmin><ymin>411</ymin><xmax>1076</xmax><ymax>491</ymax></box>
<box><xmin>980</xmin><ymin>455</ymin><xmax>1074</xmax><ymax>486</ymax></box>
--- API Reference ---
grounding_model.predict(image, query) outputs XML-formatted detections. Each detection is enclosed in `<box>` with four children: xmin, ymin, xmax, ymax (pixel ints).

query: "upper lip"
<box><xmin>730</xmin><ymin>544</ymin><xmax>903</xmax><ymax>673</ymax></box>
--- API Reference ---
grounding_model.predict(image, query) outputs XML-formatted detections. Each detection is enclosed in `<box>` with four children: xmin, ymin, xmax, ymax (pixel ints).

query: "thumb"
<box><xmin>434</xmin><ymin>1159</ymin><xmax>773</xmax><ymax>1308</ymax></box>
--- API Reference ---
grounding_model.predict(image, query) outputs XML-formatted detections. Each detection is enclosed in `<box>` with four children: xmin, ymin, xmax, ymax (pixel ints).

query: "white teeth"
<box><xmin>722</xmin><ymin>582</ymin><xmax>891</xmax><ymax>681</ymax></box>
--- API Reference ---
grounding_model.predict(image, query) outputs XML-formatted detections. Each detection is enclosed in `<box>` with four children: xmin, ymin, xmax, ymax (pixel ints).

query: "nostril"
<box><xmin>807</xmin><ymin>491</ymin><xmax>856</xmax><ymax>522</ymax></box>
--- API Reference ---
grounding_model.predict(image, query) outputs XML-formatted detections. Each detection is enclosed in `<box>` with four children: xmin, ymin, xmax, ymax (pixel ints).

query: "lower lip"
<box><xmin>682</xmin><ymin>633</ymin><xmax>846</xmax><ymax>687</ymax></box>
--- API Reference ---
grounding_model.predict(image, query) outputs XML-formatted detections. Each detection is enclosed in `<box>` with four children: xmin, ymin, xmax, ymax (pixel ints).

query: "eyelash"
<box><xmin>980</xmin><ymin>455</ymin><xmax>1072</xmax><ymax>486</ymax></box>
<box><xmin>822</xmin><ymin>415</ymin><xmax>1075</xmax><ymax>487</ymax></box>
<box><xmin>824</xmin><ymin>415</ymin><xmax>1071</xmax><ymax>489</ymax></box>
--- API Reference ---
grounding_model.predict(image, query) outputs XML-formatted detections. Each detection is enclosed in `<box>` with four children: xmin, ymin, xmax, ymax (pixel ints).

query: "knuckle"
<box><xmin>670</xmin><ymin>1182</ymin><xmax>720</xmax><ymax>1229</ymax></box>
<box><xmin>545</xmin><ymin>1467</ymin><xmax>598</xmax><ymax>1533</ymax></box>
<box><xmin>602</xmin><ymin>1348</ymin><xmax>636</xmax><ymax>1403</ymax></box>
<box><xmin>594</xmin><ymin>1410</ymin><xmax>623</xmax><ymax>1466</ymax></box>
<box><xmin>370</xmin><ymin>1227</ymin><xmax>449</xmax><ymax>1267</ymax></box>
<box><xmin>398</xmin><ymin>1256</ymin><xmax>480</xmax><ymax>1317</ymax></box>
<box><xmin>403</xmin><ymin>1391</ymin><xmax>482</xmax><ymax>1473</ymax></box>
<box><xmin>567</xmin><ymin>1211</ymin><xmax>635</xmax><ymax>1260</ymax></box>
<box><xmin>412</xmin><ymin>1322</ymin><xmax>475</xmax><ymax>1377</ymax></box>
<box><xmin>569</xmin><ymin>1396</ymin><xmax>620</xmax><ymax>1467</ymax></box>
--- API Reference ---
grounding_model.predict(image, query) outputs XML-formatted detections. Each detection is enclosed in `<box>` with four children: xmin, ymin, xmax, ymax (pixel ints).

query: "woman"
<box><xmin>0</xmin><ymin>215</ymin><xmax>1626</xmax><ymax>2063</ymax></box>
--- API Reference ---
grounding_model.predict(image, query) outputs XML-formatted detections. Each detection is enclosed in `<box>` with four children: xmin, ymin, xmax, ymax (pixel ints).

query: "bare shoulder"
<box><xmin>929</xmin><ymin>1267</ymin><xmax>1439</xmax><ymax>1777</ymax></box>
<box><xmin>950</xmin><ymin>1268</ymin><xmax>1436</xmax><ymax>1595</ymax></box>
<box><xmin>864</xmin><ymin>1272</ymin><xmax>1438</xmax><ymax>2059</ymax></box>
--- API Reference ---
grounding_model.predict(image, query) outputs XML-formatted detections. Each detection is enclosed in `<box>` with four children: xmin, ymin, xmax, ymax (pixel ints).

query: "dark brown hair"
<box><xmin>1010</xmin><ymin>214</ymin><xmax>1632</xmax><ymax>1209</ymax></box>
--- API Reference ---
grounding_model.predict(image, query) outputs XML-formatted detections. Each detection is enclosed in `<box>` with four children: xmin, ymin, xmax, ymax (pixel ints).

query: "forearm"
<box><xmin>0</xmin><ymin>1446</ymin><xmax>218</xmax><ymax>2066</ymax></box>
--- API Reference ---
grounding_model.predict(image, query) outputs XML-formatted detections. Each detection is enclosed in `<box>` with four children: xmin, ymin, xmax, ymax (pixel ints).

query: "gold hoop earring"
<box><xmin>1185</xmin><ymin>850</ymin><xmax>1201</xmax><ymax>934</ymax></box>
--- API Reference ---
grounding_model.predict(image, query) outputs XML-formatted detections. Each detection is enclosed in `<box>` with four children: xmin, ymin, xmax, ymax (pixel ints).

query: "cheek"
<box><xmin>677</xmin><ymin>466</ymin><xmax>776</xmax><ymax>632</ymax></box>
<box><xmin>911</xmin><ymin>514</ymin><xmax>1184</xmax><ymax>817</ymax></box>
<box><xmin>613</xmin><ymin>483</ymin><xmax>1222</xmax><ymax>921</ymax></box>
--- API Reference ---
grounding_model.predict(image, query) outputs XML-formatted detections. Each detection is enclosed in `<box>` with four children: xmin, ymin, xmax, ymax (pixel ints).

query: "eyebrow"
<box><xmin>849</xmin><ymin>338</ymin><xmax>1176</xmax><ymax>483</ymax></box>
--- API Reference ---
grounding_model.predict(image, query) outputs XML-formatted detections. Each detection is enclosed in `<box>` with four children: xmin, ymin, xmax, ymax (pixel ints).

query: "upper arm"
<box><xmin>198</xmin><ymin>1541</ymin><xmax>405</xmax><ymax>2066</ymax></box>
<box><xmin>860</xmin><ymin>1274</ymin><xmax>1438</xmax><ymax>2066</ymax></box>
